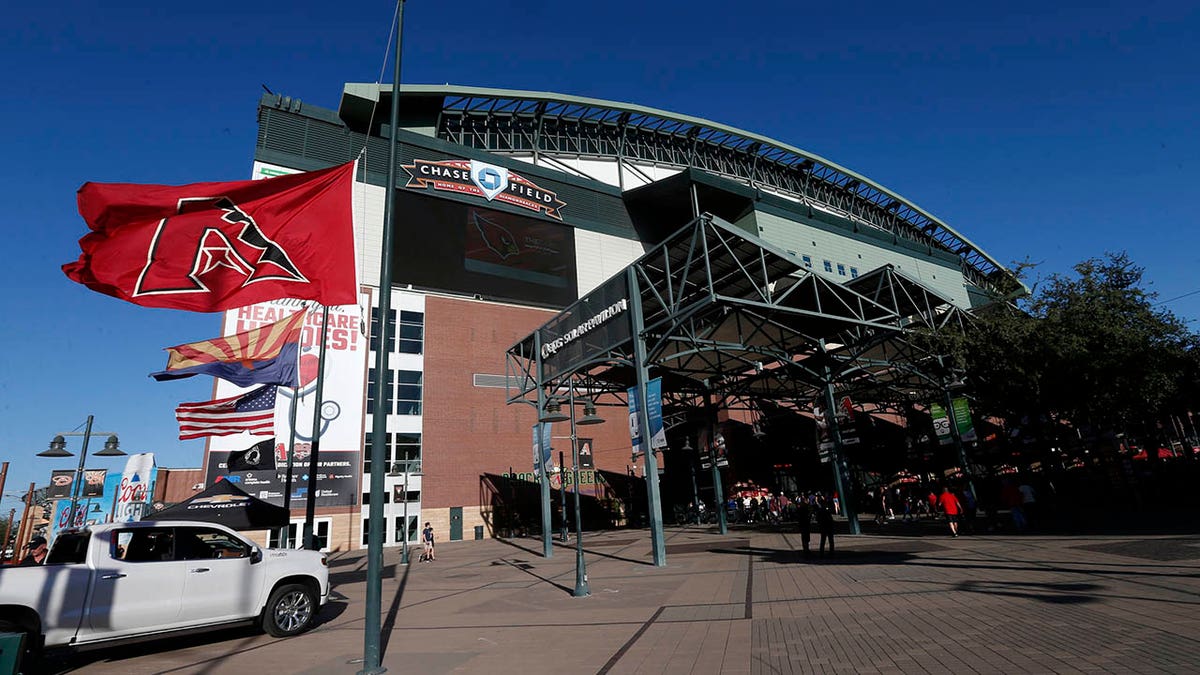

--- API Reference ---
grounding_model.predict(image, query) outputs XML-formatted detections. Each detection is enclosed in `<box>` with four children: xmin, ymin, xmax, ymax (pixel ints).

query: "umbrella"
<box><xmin>150</xmin><ymin>478</ymin><xmax>289</xmax><ymax>530</ymax></box>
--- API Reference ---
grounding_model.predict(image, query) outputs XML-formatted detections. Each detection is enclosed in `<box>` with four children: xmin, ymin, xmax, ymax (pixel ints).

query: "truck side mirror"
<box><xmin>250</xmin><ymin>546</ymin><xmax>262</xmax><ymax>564</ymax></box>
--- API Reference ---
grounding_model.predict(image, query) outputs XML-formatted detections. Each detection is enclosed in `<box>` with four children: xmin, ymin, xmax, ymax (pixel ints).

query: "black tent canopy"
<box><xmin>150</xmin><ymin>478</ymin><xmax>289</xmax><ymax>531</ymax></box>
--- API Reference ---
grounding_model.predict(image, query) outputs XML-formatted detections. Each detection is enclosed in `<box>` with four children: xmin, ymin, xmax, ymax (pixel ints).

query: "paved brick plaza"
<box><xmin>55</xmin><ymin>521</ymin><xmax>1200</xmax><ymax>674</ymax></box>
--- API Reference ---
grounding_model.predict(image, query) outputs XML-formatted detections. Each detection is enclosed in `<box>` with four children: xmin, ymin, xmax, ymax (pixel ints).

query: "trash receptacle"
<box><xmin>0</xmin><ymin>631</ymin><xmax>26</xmax><ymax>675</ymax></box>
<box><xmin>474</xmin><ymin>525</ymin><xmax>484</xmax><ymax>540</ymax></box>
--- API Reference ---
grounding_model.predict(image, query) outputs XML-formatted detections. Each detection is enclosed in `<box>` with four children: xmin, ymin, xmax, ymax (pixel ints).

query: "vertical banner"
<box><xmin>82</xmin><ymin>469</ymin><xmax>107</xmax><ymax>497</ymax></box>
<box><xmin>713</xmin><ymin>431</ymin><xmax>728</xmax><ymax>468</ymax></box>
<box><xmin>48</xmin><ymin>470</ymin><xmax>75</xmax><ymax>499</ymax></box>
<box><xmin>698</xmin><ymin>427</ymin><xmax>712</xmax><ymax>469</ymax></box>
<box><xmin>930</xmin><ymin>403</ymin><xmax>952</xmax><ymax>445</ymax></box>
<box><xmin>839</xmin><ymin>396</ymin><xmax>860</xmax><ymax>446</ymax></box>
<box><xmin>628</xmin><ymin>377</ymin><xmax>666</xmax><ymax>457</ymax></box>
<box><xmin>814</xmin><ymin>400</ymin><xmax>834</xmax><ymax>462</ymax></box>
<box><xmin>951</xmin><ymin>397</ymin><xmax>977</xmax><ymax>442</ymax></box>
<box><xmin>577</xmin><ymin>438</ymin><xmax>595</xmax><ymax>469</ymax></box>
<box><xmin>532</xmin><ymin>422</ymin><xmax>552</xmax><ymax>476</ymax></box>
<box><xmin>114</xmin><ymin>453</ymin><xmax>157</xmax><ymax>523</ymax></box>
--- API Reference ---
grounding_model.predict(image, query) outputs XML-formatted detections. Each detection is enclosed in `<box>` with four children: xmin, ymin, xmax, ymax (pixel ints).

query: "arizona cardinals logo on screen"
<box><xmin>135</xmin><ymin>197</ymin><xmax>308</xmax><ymax>298</ymax></box>
<box><xmin>472</xmin><ymin>211</ymin><xmax>520</xmax><ymax>260</ymax></box>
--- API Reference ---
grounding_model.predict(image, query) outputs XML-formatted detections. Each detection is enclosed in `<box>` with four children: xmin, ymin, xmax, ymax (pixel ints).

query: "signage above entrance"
<box><xmin>402</xmin><ymin>158</ymin><xmax>567</xmax><ymax>220</ymax></box>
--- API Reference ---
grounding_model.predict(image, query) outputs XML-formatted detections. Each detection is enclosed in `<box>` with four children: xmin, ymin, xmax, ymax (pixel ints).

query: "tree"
<box><xmin>959</xmin><ymin>253</ymin><xmax>1196</xmax><ymax>443</ymax></box>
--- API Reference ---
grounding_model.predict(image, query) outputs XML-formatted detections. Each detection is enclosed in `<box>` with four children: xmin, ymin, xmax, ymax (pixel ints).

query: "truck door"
<box><xmin>84</xmin><ymin>527</ymin><xmax>185</xmax><ymax>639</ymax></box>
<box><xmin>176</xmin><ymin>526</ymin><xmax>263</xmax><ymax>623</ymax></box>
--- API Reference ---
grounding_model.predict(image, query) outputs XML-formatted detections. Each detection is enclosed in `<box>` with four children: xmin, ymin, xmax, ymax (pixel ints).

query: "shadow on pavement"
<box><xmin>954</xmin><ymin>579</ymin><xmax>1103</xmax><ymax>604</ymax></box>
<box><xmin>489</xmin><ymin>557</ymin><xmax>573</xmax><ymax>595</ymax></box>
<box><xmin>708</xmin><ymin>544</ymin><xmax>919</xmax><ymax>566</ymax></box>
<box><xmin>378</xmin><ymin>559</ymin><xmax>411</xmax><ymax>658</ymax></box>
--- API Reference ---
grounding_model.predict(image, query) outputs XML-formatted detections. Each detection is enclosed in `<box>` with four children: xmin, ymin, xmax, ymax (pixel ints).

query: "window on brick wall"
<box><xmin>399</xmin><ymin>311</ymin><xmax>424</xmax><ymax>354</ymax></box>
<box><xmin>369</xmin><ymin>308</ymin><xmax>396</xmax><ymax>354</ymax></box>
<box><xmin>395</xmin><ymin>370</ymin><xmax>422</xmax><ymax>415</ymax></box>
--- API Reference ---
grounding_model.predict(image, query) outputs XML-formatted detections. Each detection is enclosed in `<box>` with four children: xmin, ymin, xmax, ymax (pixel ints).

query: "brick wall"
<box><xmin>421</xmin><ymin>295</ymin><xmax>636</xmax><ymax>533</ymax></box>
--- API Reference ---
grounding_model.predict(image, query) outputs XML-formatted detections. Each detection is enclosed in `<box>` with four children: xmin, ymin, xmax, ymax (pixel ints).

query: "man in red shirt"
<box><xmin>938</xmin><ymin>487</ymin><xmax>963</xmax><ymax>537</ymax></box>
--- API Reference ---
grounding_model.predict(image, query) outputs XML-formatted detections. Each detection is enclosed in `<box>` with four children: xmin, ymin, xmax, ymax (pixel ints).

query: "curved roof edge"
<box><xmin>340</xmin><ymin>83</ymin><xmax>1024</xmax><ymax>295</ymax></box>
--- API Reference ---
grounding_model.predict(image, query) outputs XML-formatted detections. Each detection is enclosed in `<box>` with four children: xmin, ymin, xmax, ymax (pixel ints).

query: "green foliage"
<box><xmin>963</xmin><ymin>252</ymin><xmax>1197</xmax><ymax>436</ymax></box>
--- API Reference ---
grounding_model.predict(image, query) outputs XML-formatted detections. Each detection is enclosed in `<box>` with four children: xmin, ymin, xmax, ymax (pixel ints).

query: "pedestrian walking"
<box><xmin>938</xmin><ymin>487</ymin><xmax>963</xmax><ymax>537</ymax></box>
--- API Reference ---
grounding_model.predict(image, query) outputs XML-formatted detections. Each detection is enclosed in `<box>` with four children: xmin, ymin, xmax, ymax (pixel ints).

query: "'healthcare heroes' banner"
<box><xmin>204</xmin><ymin>292</ymin><xmax>369</xmax><ymax>508</ymax></box>
<box><xmin>628</xmin><ymin>377</ymin><xmax>666</xmax><ymax>458</ymax></box>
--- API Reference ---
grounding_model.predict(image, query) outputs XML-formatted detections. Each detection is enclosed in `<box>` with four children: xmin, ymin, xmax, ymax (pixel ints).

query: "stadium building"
<box><xmin>203</xmin><ymin>85</ymin><xmax>1018</xmax><ymax>551</ymax></box>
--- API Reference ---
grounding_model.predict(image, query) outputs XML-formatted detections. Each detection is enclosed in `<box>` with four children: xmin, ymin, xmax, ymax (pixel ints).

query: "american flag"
<box><xmin>176</xmin><ymin>385</ymin><xmax>277</xmax><ymax>440</ymax></box>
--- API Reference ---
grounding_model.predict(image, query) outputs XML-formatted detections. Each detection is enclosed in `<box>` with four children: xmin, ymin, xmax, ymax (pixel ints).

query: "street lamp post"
<box><xmin>682</xmin><ymin>438</ymin><xmax>700</xmax><ymax>525</ymax></box>
<box><xmin>539</xmin><ymin>381</ymin><xmax>604</xmax><ymax>597</ymax></box>
<box><xmin>558</xmin><ymin>450</ymin><xmax>568</xmax><ymax>542</ymax></box>
<box><xmin>386</xmin><ymin>465</ymin><xmax>410</xmax><ymax>565</ymax></box>
<box><xmin>39</xmin><ymin>415</ymin><xmax>124</xmax><ymax>521</ymax></box>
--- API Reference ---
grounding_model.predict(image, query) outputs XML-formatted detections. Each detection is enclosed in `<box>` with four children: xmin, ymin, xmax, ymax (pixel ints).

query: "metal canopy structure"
<box><xmin>506</xmin><ymin>214</ymin><xmax>971</xmax><ymax>563</ymax></box>
<box><xmin>508</xmin><ymin>215</ymin><xmax>962</xmax><ymax>409</ymax></box>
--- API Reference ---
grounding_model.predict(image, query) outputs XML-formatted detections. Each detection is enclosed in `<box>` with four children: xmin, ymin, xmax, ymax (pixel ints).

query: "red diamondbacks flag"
<box><xmin>65</xmin><ymin>162</ymin><xmax>357</xmax><ymax>312</ymax></box>
<box><xmin>176</xmin><ymin>384</ymin><xmax>277</xmax><ymax>440</ymax></box>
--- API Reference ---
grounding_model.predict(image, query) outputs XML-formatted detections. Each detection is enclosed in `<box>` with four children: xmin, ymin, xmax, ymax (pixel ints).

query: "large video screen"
<box><xmin>392</xmin><ymin>190</ymin><xmax>578</xmax><ymax>308</ymax></box>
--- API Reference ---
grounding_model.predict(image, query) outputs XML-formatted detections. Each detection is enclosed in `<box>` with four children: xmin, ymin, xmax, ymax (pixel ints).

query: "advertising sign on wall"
<box><xmin>205</xmin><ymin>444</ymin><xmax>360</xmax><ymax>508</ymax></box>
<box><xmin>115</xmin><ymin>453</ymin><xmax>157</xmax><ymax>523</ymax></box>
<box><xmin>402</xmin><ymin>158</ymin><xmax>568</xmax><ymax>220</ymax></box>
<box><xmin>205</xmin><ymin>296</ymin><xmax>368</xmax><ymax>508</ymax></box>
<box><xmin>537</xmin><ymin>272</ymin><xmax>630</xmax><ymax>379</ymax></box>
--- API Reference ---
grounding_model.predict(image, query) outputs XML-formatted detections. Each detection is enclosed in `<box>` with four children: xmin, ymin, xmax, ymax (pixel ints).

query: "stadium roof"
<box><xmin>340</xmin><ymin>84</ymin><xmax>1022</xmax><ymax>296</ymax></box>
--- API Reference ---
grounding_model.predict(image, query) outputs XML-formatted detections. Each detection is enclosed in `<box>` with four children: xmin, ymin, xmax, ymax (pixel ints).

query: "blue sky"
<box><xmin>2</xmin><ymin>1</ymin><xmax>1197</xmax><ymax>513</ymax></box>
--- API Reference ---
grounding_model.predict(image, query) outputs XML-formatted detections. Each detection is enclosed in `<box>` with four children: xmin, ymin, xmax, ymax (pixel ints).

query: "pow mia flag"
<box><xmin>227</xmin><ymin>438</ymin><xmax>277</xmax><ymax>472</ymax></box>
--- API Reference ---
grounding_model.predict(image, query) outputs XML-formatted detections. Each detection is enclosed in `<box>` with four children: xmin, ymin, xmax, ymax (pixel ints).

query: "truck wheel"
<box><xmin>262</xmin><ymin>583</ymin><xmax>317</xmax><ymax>637</ymax></box>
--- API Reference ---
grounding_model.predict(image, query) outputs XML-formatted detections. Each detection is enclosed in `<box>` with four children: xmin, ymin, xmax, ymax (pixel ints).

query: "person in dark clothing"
<box><xmin>815</xmin><ymin>499</ymin><xmax>835</xmax><ymax>557</ymax></box>
<box><xmin>796</xmin><ymin>497</ymin><xmax>812</xmax><ymax>558</ymax></box>
<box><xmin>18</xmin><ymin>536</ymin><xmax>48</xmax><ymax>566</ymax></box>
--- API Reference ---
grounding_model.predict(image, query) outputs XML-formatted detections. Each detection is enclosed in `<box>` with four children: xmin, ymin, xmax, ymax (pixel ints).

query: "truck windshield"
<box><xmin>45</xmin><ymin>531</ymin><xmax>90</xmax><ymax>565</ymax></box>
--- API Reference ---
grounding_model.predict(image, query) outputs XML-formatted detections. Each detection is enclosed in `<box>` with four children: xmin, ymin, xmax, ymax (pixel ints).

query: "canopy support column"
<box><xmin>628</xmin><ymin>267</ymin><xmax>667</xmax><ymax>566</ymax></box>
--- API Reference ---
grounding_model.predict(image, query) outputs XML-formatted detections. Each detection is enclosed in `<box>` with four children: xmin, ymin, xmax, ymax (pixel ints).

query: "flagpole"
<box><xmin>303</xmin><ymin>304</ymin><xmax>331</xmax><ymax>551</ymax></box>
<box><xmin>281</xmin><ymin>387</ymin><xmax>300</xmax><ymax>547</ymax></box>
<box><xmin>363</xmin><ymin>2</ymin><xmax>405</xmax><ymax>672</ymax></box>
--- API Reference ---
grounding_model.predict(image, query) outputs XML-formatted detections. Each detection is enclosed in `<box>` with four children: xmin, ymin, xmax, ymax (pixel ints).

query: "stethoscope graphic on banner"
<box><xmin>279</xmin><ymin>370</ymin><xmax>342</xmax><ymax>443</ymax></box>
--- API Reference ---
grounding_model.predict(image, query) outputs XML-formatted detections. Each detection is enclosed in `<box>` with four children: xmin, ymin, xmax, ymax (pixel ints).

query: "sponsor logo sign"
<box><xmin>402</xmin><ymin>158</ymin><xmax>567</xmax><ymax>220</ymax></box>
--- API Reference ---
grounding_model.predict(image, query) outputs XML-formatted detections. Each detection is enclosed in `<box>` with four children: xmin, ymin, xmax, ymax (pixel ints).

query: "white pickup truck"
<box><xmin>0</xmin><ymin>520</ymin><xmax>329</xmax><ymax>663</ymax></box>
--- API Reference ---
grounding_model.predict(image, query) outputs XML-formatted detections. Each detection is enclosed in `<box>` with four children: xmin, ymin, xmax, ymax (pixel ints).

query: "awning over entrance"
<box><xmin>507</xmin><ymin>214</ymin><xmax>967</xmax><ymax>409</ymax></box>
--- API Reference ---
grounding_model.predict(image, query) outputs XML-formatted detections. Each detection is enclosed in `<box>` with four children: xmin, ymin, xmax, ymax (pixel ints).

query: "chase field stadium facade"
<box><xmin>205</xmin><ymin>85</ymin><xmax>1017</xmax><ymax>551</ymax></box>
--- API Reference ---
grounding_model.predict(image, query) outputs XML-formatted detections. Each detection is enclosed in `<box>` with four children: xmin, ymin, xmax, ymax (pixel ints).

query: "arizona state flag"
<box><xmin>65</xmin><ymin>162</ymin><xmax>357</xmax><ymax>312</ymax></box>
<box><xmin>151</xmin><ymin>310</ymin><xmax>306</xmax><ymax>387</ymax></box>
